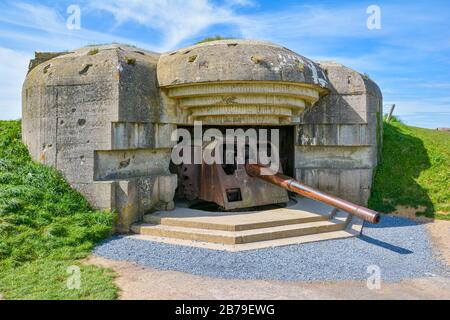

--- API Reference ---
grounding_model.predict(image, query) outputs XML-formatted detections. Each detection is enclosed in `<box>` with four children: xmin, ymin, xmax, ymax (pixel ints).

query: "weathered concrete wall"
<box><xmin>296</xmin><ymin>61</ymin><xmax>383</xmax><ymax>205</ymax></box>
<box><xmin>22</xmin><ymin>44</ymin><xmax>177</xmax><ymax>232</ymax></box>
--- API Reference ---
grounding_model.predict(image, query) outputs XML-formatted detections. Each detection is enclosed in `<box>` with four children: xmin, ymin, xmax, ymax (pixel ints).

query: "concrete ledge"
<box><xmin>127</xmin><ymin>230</ymin><xmax>357</xmax><ymax>252</ymax></box>
<box><xmin>295</xmin><ymin>145</ymin><xmax>376</xmax><ymax>169</ymax></box>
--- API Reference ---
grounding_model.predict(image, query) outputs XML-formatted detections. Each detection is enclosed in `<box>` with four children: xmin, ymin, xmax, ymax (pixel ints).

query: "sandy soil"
<box><xmin>394</xmin><ymin>206</ymin><xmax>428</xmax><ymax>220</ymax></box>
<box><xmin>85</xmin><ymin>255</ymin><xmax>450</xmax><ymax>300</ymax></box>
<box><xmin>426</xmin><ymin>219</ymin><xmax>450</xmax><ymax>266</ymax></box>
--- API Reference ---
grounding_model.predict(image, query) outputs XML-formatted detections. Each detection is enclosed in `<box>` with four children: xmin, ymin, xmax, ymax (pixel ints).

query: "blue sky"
<box><xmin>0</xmin><ymin>0</ymin><xmax>449</xmax><ymax>128</ymax></box>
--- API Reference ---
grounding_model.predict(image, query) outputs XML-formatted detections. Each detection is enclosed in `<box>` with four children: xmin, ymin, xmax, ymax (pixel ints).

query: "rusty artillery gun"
<box><xmin>245</xmin><ymin>163</ymin><xmax>380</xmax><ymax>224</ymax></box>
<box><xmin>175</xmin><ymin>143</ymin><xmax>381</xmax><ymax>225</ymax></box>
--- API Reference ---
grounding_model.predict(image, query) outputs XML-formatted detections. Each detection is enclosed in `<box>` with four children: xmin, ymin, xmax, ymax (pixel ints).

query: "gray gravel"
<box><xmin>94</xmin><ymin>216</ymin><xmax>449</xmax><ymax>282</ymax></box>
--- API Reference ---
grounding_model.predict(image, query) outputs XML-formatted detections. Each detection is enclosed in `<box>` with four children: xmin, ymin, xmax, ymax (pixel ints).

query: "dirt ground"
<box><xmin>84</xmin><ymin>218</ymin><xmax>450</xmax><ymax>300</ymax></box>
<box><xmin>426</xmin><ymin>219</ymin><xmax>450</xmax><ymax>266</ymax></box>
<box><xmin>86</xmin><ymin>255</ymin><xmax>449</xmax><ymax>300</ymax></box>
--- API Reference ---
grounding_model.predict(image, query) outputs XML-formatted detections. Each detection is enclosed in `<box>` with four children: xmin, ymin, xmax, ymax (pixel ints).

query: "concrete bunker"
<box><xmin>22</xmin><ymin>40</ymin><xmax>383</xmax><ymax>247</ymax></box>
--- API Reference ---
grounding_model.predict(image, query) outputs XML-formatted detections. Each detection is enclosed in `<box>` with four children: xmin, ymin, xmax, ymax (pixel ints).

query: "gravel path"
<box><xmin>94</xmin><ymin>216</ymin><xmax>449</xmax><ymax>282</ymax></box>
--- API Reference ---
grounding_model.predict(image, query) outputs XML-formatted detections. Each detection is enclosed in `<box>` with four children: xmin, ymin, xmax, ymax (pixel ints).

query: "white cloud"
<box><xmin>0</xmin><ymin>2</ymin><xmax>64</xmax><ymax>33</ymax></box>
<box><xmin>90</xmin><ymin>0</ymin><xmax>246</xmax><ymax>51</ymax></box>
<box><xmin>0</xmin><ymin>1</ymin><xmax>156</xmax><ymax>52</ymax></box>
<box><xmin>0</xmin><ymin>47</ymin><xmax>32</xmax><ymax>120</ymax></box>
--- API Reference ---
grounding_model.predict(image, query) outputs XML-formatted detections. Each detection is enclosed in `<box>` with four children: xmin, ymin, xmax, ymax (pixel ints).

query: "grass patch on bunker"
<box><xmin>196</xmin><ymin>36</ymin><xmax>235</xmax><ymax>44</ymax></box>
<box><xmin>88</xmin><ymin>48</ymin><xmax>99</xmax><ymax>56</ymax></box>
<box><xmin>0</xmin><ymin>120</ymin><xmax>117</xmax><ymax>299</ymax></box>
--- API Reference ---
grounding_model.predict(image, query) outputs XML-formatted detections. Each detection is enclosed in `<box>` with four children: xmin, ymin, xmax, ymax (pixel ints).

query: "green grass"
<box><xmin>0</xmin><ymin>120</ymin><xmax>117</xmax><ymax>299</ymax></box>
<box><xmin>196</xmin><ymin>36</ymin><xmax>236</xmax><ymax>44</ymax></box>
<box><xmin>87</xmin><ymin>48</ymin><xmax>99</xmax><ymax>56</ymax></box>
<box><xmin>125</xmin><ymin>56</ymin><xmax>136</xmax><ymax>65</ymax></box>
<box><xmin>369</xmin><ymin>117</ymin><xmax>450</xmax><ymax>220</ymax></box>
<box><xmin>0</xmin><ymin>260</ymin><xmax>116</xmax><ymax>300</ymax></box>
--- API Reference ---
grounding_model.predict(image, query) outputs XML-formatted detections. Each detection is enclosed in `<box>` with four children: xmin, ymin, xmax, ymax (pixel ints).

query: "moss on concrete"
<box><xmin>88</xmin><ymin>48</ymin><xmax>99</xmax><ymax>56</ymax></box>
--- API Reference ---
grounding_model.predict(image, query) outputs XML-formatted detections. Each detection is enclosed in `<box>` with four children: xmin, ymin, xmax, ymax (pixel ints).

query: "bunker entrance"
<box><xmin>170</xmin><ymin>125</ymin><xmax>296</xmax><ymax>212</ymax></box>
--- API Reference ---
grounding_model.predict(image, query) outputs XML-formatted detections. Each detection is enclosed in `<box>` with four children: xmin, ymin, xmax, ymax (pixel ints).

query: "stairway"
<box><xmin>130</xmin><ymin>197</ymin><xmax>362</xmax><ymax>251</ymax></box>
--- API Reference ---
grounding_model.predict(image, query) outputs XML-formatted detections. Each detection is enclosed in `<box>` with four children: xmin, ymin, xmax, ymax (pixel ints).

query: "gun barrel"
<box><xmin>246</xmin><ymin>164</ymin><xmax>381</xmax><ymax>224</ymax></box>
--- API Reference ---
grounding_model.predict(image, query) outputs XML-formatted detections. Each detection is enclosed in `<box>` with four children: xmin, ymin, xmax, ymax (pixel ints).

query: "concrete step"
<box><xmin>143</xmin><ymin>207</ymin><xmax>331</xmax><ymax>231</ymax></box>
<box><xmin>131</xmin><ymin>219</ymin><xmax>346</xmax><ymax>245</ymax></box>
<box><xmin>129</xmin><ymin>229</ymin><xmax>358</xmax><ymax>252</ymax></box>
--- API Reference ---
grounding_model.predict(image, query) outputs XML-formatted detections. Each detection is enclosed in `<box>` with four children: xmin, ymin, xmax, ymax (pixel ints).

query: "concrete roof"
<box><xmin>157</xmin><ymin>39</ymin><xmax>330</xmax><ymax>89</ymax></box>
